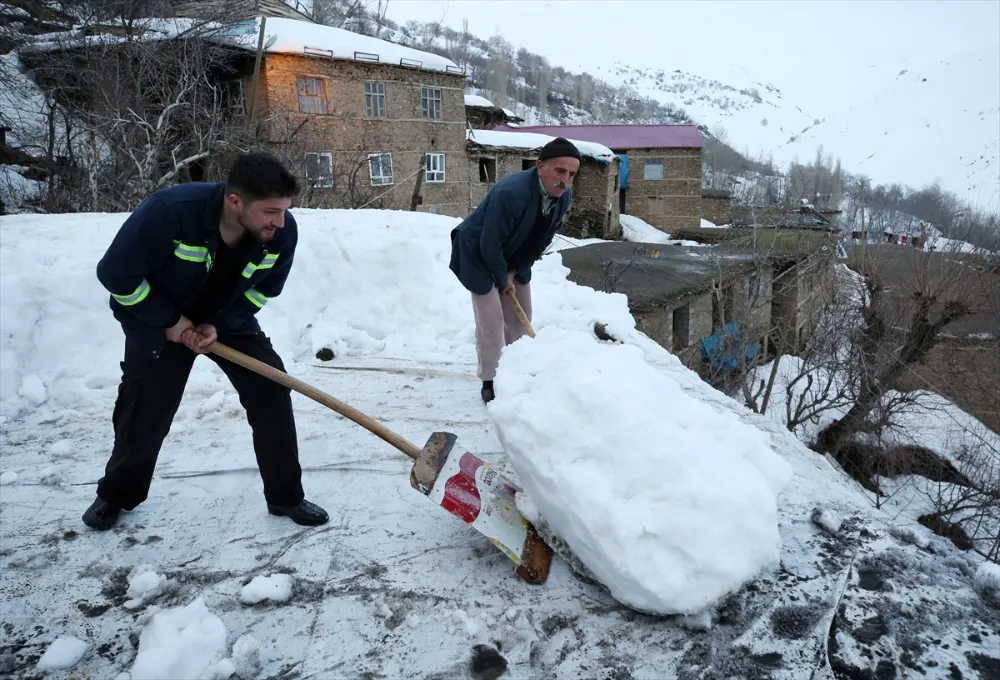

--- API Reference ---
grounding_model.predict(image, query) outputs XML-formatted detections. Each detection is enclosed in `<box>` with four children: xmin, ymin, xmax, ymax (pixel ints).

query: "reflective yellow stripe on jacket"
<box><xmin>241</xmin><ymin>253</ymin><xmax>279</xmax><ymax>278</ymax></box>
<box><xmin>173</xmin><ymin>240</ymin><xmax>213</xmax><ymax>270</ymax></box>
<box><xmin>113</xmin><ymin>279</ymin><xmax>151</xmax><ymax>306</ymax></box>
<box><xmin>244</xmin><ymin>288</ymin><xmax>269</xmax><ymax>309</ymax></box>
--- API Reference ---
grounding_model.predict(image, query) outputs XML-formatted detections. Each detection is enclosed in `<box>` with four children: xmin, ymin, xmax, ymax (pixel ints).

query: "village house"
<box><xmin>465</xmin><ymin>128</ymin><xmax>622</xmax><ymax>240</ymax></box>
<box><xmin>216</xmin><ymin>17</ymin><xmax>471</xmax><ymax>215</ymax></box>
<box><xmin>558</xmin><ymin>233</ymin><xmax>836</xmax><ymax>376</ymax></box>
<box><xmin>16</xmin><ymin>13</ymin><xmax>472</xmax><ymax>215</ymax></box>
<box><xmin>492</xmin><ymin>123</ymin><xmax>707</xmax><ymax>233</ymax></box>
<box><xmin>463</xmin><ymin>94</ymin><xmax>523</xmax><ymax>129</ymax></box>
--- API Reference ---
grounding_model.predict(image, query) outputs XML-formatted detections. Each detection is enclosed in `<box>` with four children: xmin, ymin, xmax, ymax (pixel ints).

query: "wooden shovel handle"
<box><xmin>208</xmin><ymin>341</ymin><xmax>422</xmax><ymax>460</ymax></box>
<box><xmin>505</xmin><ymin>289</ymin><xmax>536</xmax><ymax>338</ymax></box>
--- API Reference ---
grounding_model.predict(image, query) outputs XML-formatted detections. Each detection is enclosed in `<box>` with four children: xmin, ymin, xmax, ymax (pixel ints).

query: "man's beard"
<box><xmin>238</xmin><ymin>211</ymin><xmax>273</xmax><ymax>243</ymax></box>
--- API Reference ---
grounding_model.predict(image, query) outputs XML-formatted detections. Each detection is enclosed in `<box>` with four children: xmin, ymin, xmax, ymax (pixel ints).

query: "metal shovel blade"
<box><xmin>410</xmin><ymin>432</ymin><xmax>553</xmax><ymax>585</ymax></box>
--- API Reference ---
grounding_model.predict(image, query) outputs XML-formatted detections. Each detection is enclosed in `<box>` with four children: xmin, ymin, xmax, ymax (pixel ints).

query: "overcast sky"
<box><xmin>384</xmin><ymin>0</ymin><xmax>999</xmax><ymax>112</ymax></box>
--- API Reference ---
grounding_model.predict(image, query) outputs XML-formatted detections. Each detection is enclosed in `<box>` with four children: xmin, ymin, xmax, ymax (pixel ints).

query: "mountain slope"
<box><xmin>775</xmin><ymin>43</ymin><xmax>1000</xmax><ymax>209</ymax></box>
<box><xmin>586</xmin><ymin>45</ymin><xmax>999</xmax><ymax>210</ymax></box>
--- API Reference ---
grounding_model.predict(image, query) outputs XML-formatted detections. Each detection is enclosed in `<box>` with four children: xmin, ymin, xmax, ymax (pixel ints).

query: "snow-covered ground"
<box><xmin>1</xmin><ymin>209</ymin><xmax>997</xmax><ymax>678</ymax></box>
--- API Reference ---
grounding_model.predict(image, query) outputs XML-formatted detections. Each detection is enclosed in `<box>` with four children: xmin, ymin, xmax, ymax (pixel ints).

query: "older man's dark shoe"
<box><xmin>82</xmin><ymin>496</ymin><xmax>122</xmax><ymax>530</ymax></box>
<box><xmin>481</xmin><ymin>380</ymin><xmax>496</xmax><ymax>403</ymax></box>
<box><xmin>267</xmin><ymin>499</ymin><xmax>329</xmax><ymax>526</ymax></box>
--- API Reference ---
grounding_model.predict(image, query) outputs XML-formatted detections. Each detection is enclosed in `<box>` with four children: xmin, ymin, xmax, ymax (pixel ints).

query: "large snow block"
<box><xmin>489</xmin><ymin>327</ymin><xmax>792</xmax><ymax>615</ymax></box>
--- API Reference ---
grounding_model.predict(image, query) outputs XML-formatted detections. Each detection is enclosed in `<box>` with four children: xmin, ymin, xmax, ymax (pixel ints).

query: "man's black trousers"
<box><xmin>96</xmin><ymin>332</ymin><xmax>305</xmax><ymax>510</ymax></box>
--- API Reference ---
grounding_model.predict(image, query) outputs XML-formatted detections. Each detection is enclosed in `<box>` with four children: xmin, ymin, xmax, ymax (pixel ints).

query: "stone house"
<box><xmin>17</xmin><ymin>14</ymin><xmax>473</xmax><ymax>215</ymax></box>
<box><xmin>492</xmin><ymin>124</ymin><xmax>705</xmax><ymax>232</ymax></box>
<box><xmin>558</xmin><ymin>238</ymin><xmax>834</xmax><ymax>374</ymax></box>
<box><xmin>770</xmin><ymin>251</ymin><xmax>835</xmax><ymax>353</ymax></box>
<box><xmin>464</xmin><ymin>128</ymin><xmax>622</xmax><ymax>240</ymax></box>
<box><xmin>236</xmin><ymin>18</ymin><xmax>471</xmax><ymax>215</ymax></box>
<box><xmin>463</xmin><ymin>94</ymin><xmax>523</xmax><ymax>129</ymax></box>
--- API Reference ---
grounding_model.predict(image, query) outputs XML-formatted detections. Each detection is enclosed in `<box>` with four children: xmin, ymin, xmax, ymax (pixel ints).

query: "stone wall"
<box><xmin>634</xmin><ymin>292</ymin><xmax>714</xmax><ymax>370</ymax></box>
<box><xmin>632</xmin><ymin>265</ymin><xmax>774</xmax><ymax>371</ymax></box>
<box><xmin>256</xmin><ymin>54</ymin><xmax>469</xmax><ymax>216</ymax></box>
<box><xmin>702</xmin><ymin>193</ymin><xmax>732</xmax><ymax>226</ymax></box>
<box><xmin>465</xmin><ymin>106</ymin><xmax>507</xmax><ymax>129</ymax></box>
<box><xmin>771</xmin><ymin>253</ymin><xmax>835</xmax><ymax>351</ymax></box>
<box><xmin>621</xmin><ymin>148</ymin><xmax>702</xmax><ymax>232</ymax></box>
<box><xmin>464</xmin><ymin>149</ymin><xmax>621</xmax><ymax>240</ymax></box>
<box><xmin>563</xmin><ymin>156</ymin><xmax>621</xmax><ymax>240</ymax></box>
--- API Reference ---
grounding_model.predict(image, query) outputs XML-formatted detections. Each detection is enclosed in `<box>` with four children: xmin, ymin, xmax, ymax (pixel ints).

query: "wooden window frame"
<box><xmin>364</xmin><ymin>81</ymin><xmax>386</xmax><ymax>118</ymax></box>
<box><xmin>297</xmin><ymin>76</ymin><xmax>328</xmax><ymax>114</ymax></box>
<box><xmin>420</xmin><ymin>86</ymin><xmax>442</xmax><ymax>120</ymax></box>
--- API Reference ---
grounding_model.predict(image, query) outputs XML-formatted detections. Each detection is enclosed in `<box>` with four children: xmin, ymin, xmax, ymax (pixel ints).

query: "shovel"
<box><xmin>206</xmin><ymin>341</ymin><xmax>553</xmax><ymax>585</ymax></box>
<box><xmin>505</xmin><ymin>289</ymin><xmax>536</xmax><ymax>338</ymax></box>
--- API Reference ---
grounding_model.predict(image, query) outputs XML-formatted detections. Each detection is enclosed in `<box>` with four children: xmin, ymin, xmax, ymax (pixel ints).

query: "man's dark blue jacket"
<box><xmin>449</xmin><ymin>167</ymin><xmax>571</xmax><ymax>295</ymax></box>
<box><xmin>96</xmin><ymin>181</ymin><xmax>297</xmax><ymax>357</ymax></box>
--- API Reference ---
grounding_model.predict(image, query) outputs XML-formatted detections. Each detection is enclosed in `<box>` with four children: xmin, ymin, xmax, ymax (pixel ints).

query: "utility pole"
<box><xmin>860</xmin><ymin>179</ymin><xmax>868</xmax><ymax>262</ymax></box>
<box><xmin>248</xmin><ymin>16</ymin><xmax>268</xmax><ymax>124</ymax></box>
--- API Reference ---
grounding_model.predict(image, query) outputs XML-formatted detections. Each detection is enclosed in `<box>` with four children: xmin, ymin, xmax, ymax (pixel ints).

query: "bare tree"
<box><xmin>23</xmin><ymin>18</ymin><xmax>256</xmax><ymax>211</ymax></box>
<box><xmin>922</xmin><ymin>428</ymin><xmax>1000</xmax><ymax>561</ymax></box>
<box><xmin>311</xmin><ymin>0</ymin><xmax>368</xmax><ymax>31</ymax></box>
<box><xmin>816</xmin><ymin>245</ymin><xmax>977</xmax><ymax>457</ymax></box>
<box><xmin>484</xmin><ymin>33</ymin><xmax>513</xmax><ymax>109</ymax></box>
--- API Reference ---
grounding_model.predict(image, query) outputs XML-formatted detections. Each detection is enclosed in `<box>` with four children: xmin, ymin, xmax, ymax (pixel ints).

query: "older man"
<box><xmin>449</xmin><ymin>137</ymin><xmax>581</xmax><ymax>403</ymax></box>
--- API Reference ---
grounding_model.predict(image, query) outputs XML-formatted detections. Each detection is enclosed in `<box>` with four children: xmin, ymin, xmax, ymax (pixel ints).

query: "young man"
<box><xmin>83</xmin><ymin>152</ymin><xmax>329</xmax><ymax>530</ymax></box>
<box><xmin>449</xmin><ymin>137</ymin><xmax>581</xmax><ymax>403</ymax></box>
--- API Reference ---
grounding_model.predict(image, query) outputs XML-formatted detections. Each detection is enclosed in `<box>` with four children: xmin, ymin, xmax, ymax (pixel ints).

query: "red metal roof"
<box><xmin>490</xmin><ymin>123</ymin><xmax>703</xmax><ymax>150</ymax></box>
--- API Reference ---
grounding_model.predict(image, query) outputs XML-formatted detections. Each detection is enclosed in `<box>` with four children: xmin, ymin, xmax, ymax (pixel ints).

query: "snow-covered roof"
<box><xmin>20</xmin><ymin>16</ymin><xmax>465</xmax><ymax>76</ymax></box>
<box><xmin>235</xmin><ymin>17</ymin><xmax>463</xmax><ymax>75</ymax></box>
<box><xmin>467</xmin><ymin>129</ymin><xmax>616</xmax><ymax>163</ymax></box>
<box><xmin>494</xmin><ymin>123</ymin><xmax>704</xmax><ymax>149</ymax></box>
<box><xmin>464</xmin><ymin>94</ymin><xmax>495</xmax><ymax>108</ymax></box>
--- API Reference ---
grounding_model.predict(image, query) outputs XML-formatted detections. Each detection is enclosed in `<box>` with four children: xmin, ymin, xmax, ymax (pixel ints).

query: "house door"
<box><xmin>615</xmin><ymin>152</ymin><xmax>629</xmax><ymax>214</ymax></box>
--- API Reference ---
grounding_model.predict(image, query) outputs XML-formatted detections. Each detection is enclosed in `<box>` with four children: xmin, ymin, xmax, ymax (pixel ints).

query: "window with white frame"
<box><xmin>364</xmin><ymin>81</ymin><xmax>385</xmax><ymax>117</ymax></box>
<box><xmin>420</xmin><ymin>86</ymin><xmax>442</xmax><ymax>119</ymax></box>
<box><xmin>643</xmin><ymin>158</ymin><xmax>664</xmax><ymax>181</ymax></box>
<box><xmin>305</xmin><ymin>152</ymin><xmax>333</xmax><ymax>188</ymax></box>
<box><xmin>368</xmin><ymin>153</ymin><xmax>393</xmax><ymax>185</ymax></box>
<box><xmin>425</xmin><ymin>153</ymin><xmax>445</xmax><ymax>182</ymax></box>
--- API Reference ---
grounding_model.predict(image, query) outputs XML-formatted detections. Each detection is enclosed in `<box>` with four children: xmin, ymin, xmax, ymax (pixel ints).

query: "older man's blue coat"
<box><xmin>449</xmin><ymin>167</ymin><xmax>572</xmax><ymax>295</ymax></box>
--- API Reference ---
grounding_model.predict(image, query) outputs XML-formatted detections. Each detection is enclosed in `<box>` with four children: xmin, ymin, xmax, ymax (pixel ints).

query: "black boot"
<box><xmin>82</xmin><ymin>496</ymin><xmax>122</xmax><ymax>530</ymax></box>
<box><xmin>267</xmin><ymin>499</ymin><xmax>329</xmax><ymax>526</ymax></box>
<box><xmin>481</xmin><ymin>380</ymin><xmax>495</xmax><ymax>404</ymax></box>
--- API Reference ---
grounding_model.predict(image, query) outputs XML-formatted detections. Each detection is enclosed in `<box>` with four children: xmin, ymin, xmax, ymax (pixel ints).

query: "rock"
<box><xmin>470</xmin><ymin>644</ymin><xmax>508</xmax><ymax>680</ymax></box>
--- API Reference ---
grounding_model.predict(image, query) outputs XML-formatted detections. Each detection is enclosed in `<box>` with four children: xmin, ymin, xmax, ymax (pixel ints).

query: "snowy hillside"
<box><xmin>588</xmin><ymin>44</ymin><xmax>1000</xmax><ymax>211</ymax></box>
<box><xmin>595</xmin><ymin>61</ymin><xmax>815</xmax><ymax>151</ymax></box>
<box><xmin>1</xmin><ymin>210</ymin><xmax>998</xmax><ymax>677</ymax></box>
<box><xmin>777</xmin><ymin>44</ymin><xmax>1000</xmax><ymax>210</ymax></box>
